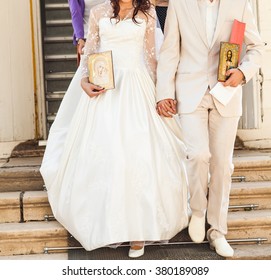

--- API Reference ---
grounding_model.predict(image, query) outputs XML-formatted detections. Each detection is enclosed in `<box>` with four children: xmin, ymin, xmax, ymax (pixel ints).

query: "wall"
<box><xmin>237</xmin><ymin>0</ymin><xmax>271</xmax><ymax>148</ymax></box>
<box><xmin>0</xmin><ymin>0</ymin><xmax>35</xmax><ymax>157</ymax></box>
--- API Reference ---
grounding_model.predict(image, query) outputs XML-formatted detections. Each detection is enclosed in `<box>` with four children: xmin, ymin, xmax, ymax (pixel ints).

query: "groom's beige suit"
<box><xmin>156</xmin><ymin>0</ymin><xmax>264</xmax><ymax>241</ymax></box>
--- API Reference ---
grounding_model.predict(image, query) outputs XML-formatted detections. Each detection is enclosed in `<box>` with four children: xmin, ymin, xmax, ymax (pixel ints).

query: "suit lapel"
<box><xmin>210</xmin><ymin>0</ymin><xmax>229</xmax><ymax>48</ymax></box>
<box><xmin>185</xmin><ymin>0</ymin><xmax>209</xmax><ymax>48</ymax></box>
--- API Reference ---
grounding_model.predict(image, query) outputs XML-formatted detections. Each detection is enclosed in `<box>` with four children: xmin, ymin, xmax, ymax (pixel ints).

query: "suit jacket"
<box><xmin>68</xmin><ymin>0</ymin><xmax>85</xmax><ymax>45</ymax></box>
<box><xmin>156</xmin><ymin>0</ymin><xmax>264</xmax><ymax>117</ymax></box>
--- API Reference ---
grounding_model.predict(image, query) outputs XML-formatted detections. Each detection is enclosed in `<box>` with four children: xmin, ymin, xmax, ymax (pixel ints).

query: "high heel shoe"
<box><xmin>128</xmin><ymin>242</ymin><xmax>145</xmax><ymax>258</ymax></box>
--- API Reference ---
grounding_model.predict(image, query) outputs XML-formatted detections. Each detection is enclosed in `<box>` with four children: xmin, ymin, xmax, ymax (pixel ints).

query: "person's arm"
<box><xmin>156</xmin><ymin>0</ymin><xmax>180</xmax><ymax>117</ymax></box>
<box><xmin>80</xmin><ymin>8</ymin><xmax>106</xmax><ymax>98</ymax></box>
<box><xmin>223</xmin><ymin>0</ymin><xmax>264</xmax><ymax>87</ymax></box>
<box><xmin>143</xmin><ymin>6</ymin><xmax>157</xmax><ymax>83</ymax></box>
<box><xmin>68</xmin><ymin>0</ymin><xmax>85</xmax><ymax>45</ymax></box>
<box><xmin>156</xmin><ymin>0</ymin><xmax>180</xmax><ymax>103</ymax></box>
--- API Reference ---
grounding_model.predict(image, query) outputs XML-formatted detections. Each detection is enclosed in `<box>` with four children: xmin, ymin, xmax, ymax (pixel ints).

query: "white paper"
<box><xmin>210</xmin><ymin>82</ymin><xmax>241</xmax><ymax>106</ymax></box>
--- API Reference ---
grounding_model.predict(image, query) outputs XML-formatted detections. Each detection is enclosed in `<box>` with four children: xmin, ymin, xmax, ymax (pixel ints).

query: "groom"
<box><xmin>156</xmin><ymin>0</ymin><xmax>264</xmax><ymax>257</ymax></box>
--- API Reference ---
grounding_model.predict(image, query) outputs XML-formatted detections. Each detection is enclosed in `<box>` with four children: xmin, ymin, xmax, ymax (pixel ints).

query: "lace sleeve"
<box><xmin>81</xmin><ymin>8</ymin><xmax>100</xmax><ymax>79</ymax></box>
<box><xmin>144</xmin><ymin>7</ymin><xmax>157</xmax><ymax>82</ymax></box>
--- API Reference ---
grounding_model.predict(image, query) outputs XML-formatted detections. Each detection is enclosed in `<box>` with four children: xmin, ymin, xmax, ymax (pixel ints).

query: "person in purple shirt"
<box><xmin>68</xmin><ymin>0</ymin><xmax>105</xmax><ymax>64</ymax></box>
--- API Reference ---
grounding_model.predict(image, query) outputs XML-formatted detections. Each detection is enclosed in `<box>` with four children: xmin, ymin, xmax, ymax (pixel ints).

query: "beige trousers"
<box><xmin>177</xmin><ymin>92</ymin><xmax>240</xmax><ymax>241</ymax></box>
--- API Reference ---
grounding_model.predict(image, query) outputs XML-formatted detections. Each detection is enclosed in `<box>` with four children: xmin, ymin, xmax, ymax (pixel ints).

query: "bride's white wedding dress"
<box><xmin>40</xmin><ymin>1</ymin><xmax>189</xmax><ymax>251</ymax></box>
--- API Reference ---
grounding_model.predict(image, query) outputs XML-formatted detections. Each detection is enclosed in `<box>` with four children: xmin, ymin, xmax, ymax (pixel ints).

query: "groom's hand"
<box><xmin>157</xmin><ymin>99</ymin><xmax>177</xmax><ymax>118</ymax></box>
<box><xmin>223</xmin><ymin>68</ymin><xmax>245</xmax><ymax>87</ymax></box>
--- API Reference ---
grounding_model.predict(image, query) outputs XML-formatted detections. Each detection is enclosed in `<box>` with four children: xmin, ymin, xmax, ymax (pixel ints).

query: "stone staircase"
<box><xmin>0</xmin><ymin>145</ymin><xmax>271</xmax><ymax>260</ymax></box>
<box><xmin>0</xmin><ymin>0</ymin><xmax>270</xmax><ymax>260</ymax></box>
<box><xmin>42</xmin><ymin>0</ymin><xmax>77</xmax><ymax>132</ymax></box>
<box><xmin>0</xmin><ymin>150</ymin><xmax>68</xmax><ymax>259</ymax></box>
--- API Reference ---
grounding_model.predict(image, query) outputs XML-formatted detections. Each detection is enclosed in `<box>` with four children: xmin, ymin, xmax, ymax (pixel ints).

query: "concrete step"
<box><xmin>10</xmin><ymin>140</ymin><xmax>45</xmax><ymax>158</ymax></box>
<box><xmin>227</xmin><ymin>209</ymin><xmax>271</xmax><ymax>243</ymax></box>
<box><xmin>45</xmin><ymin>3</ymin><xmax>69</xmax><ymax>10</ymax></box>
<box><xmin>233</xmin><ymin>150</ymin><xmax>271</xmax><ymax>181</ymax></box>
<box><xmin>46</xmin><ymin>72</ymin><xmax>75</xmax><ymax>80</ymax></box>
<box><xmin>23</xmin><ymin>191</ymin><xmax>53</xmax><ymax>222</ymax></box>
<box><xmin>45</xmin><ymin>54</ymin><xmax>77</xmax><ymax>61</ymax></box>
<box><xmin>45</xmin><ymin>72</ymin><xmax>74</xmax><ymax>93</ymax></box>
<box><xmin>44</xmin><ymin>35</ymin><xmax>74</xmax><ymax>57</ymax></box>
<box><xmin>45</xmin><ymin>19</ymin><xmax>73</xmax><ymax>38</ymax></box>
<box><xmin>47</xmin><ymin>99</ymin><xmax>63</xmax><ymax>116</ymax></box>
<box><xmin>0</xmin><ymin>157</ymin><xmax>43</xmax><ymax>192</ymax></box>
<box><xmin>46</xmin><ymin>19</ymin><xmax>72</xmax><ymax>26</ymax></box>
<box><xmin>45</xmin><ymin>7</ymin><xmax>71</xmax><ymax>21</ymax></box>
<box><xmin>0</xmin><ymin>191</ymin><xmax>52</xmax><ymax>223</ymax></box>
<box><xmin>229</xmin><ymin>244</ymin><xmax>271</xmax><ymax>260</ymax></box>
<box><xmin>0</xmin><ymin>253</ymin><xmax>68</xmax><ymax>260</ymax></box>
<box><xmin>0</xmin><ymin>221</ymin><xmax>68</xmax><ymax>256</ymax></box>
<box><xmin>1</xmin><ymin>244</ymin><xmax>270</xmax><ymax>260</ymax></box>
<box><xmin>230</xmin><ymin>181</ymin><xmax>271</xmax><ymax>210</ymax></box>
<box><xmin>0</xmin><ymin>192</ymin><xmax>21</xmax><ymax>223</ymax></box>
<box><xmin>0</xmin><ymin>205</ymin><xmax>270</xmax><ymax>258</ymax></box>
<box><xmin>45</xmin><ymin>0</ymin><xmax>67</xmax><ymax>4</ymax></box>
<box><xmin>46</xmin><ymin>91</ymin><xmax>66</xmax><ymax>101</ymax></box>
<box><xmin>44</xmin><ymin>35</ymin><xmax>73</xmax><ymax>43</ymax></box>
<box><xmin>45</xmin><ymin>57</ymin><xmax>77</xmax><ymax>74</ymax></box>
<box><xmin>45</xmin><ymin>73</ymin><xmax>76</xmax><ymax>117</ymax></box>
<box><xmin>2</xmin><ymin>185</ymin><xmax>269</xmax><ymax>223</ymax></box>
<box><xmin>43</xmin><ymin>36</ymin><xmax>75</xmax><ymax>58</ymax></box>
<box><xmin>45</xmin><ymin>24</ymin><xmax>73</xmax><ymax>37</ymax></box>
<box><xmin>47</xmin><ymin>114</ymin><xmax>57</xmax><ymax>123</ymax></box>
<box><xmin>44</xmin><ymin>42</ymin><xmax>75</xmax><ymax>56</ymax></box>
<box><xmin>0</xmin><ymin>242</ymin><xmax>270</xmax><ymax>260</ymax></box>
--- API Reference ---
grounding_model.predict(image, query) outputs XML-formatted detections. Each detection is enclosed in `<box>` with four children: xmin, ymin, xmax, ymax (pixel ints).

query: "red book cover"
<box><xmin>230</xmin><ymin>19</ymin><xmax>246</xmax><ymax>62</ymax></box>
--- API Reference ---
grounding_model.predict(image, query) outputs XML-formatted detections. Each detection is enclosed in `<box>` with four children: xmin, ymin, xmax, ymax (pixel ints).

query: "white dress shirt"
<box><xmin>198</xmin><ymin>0</ymin><xmax>220</xmax><ymax>46</ymax></box>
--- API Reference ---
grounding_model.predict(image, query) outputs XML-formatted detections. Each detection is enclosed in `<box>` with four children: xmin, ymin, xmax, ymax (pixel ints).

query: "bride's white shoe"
<box><xmin>128</xmin><ymin>242</ymin><xmax>145</xmax><ymax>258</ymax></box>
<box><xmin>128</xmin><ymin>247</ymin><xmax>145</xmax><ymax>258</ymax></box>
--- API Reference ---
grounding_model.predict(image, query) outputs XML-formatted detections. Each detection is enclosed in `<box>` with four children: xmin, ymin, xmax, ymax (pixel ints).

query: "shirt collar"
<box><xmin>199</xmin><ymin>0</ymin><xmax>219</xmax><ymax>6</ymax></box>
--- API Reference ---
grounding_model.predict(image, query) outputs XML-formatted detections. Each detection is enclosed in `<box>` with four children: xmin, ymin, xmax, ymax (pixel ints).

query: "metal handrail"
<box><xmin>232</xmin><ymin>176</ymin><xmax>246</xmax><ymax>182</ymax></box>
<box><xmin>44</xmin><ymin>214</ymin><xmax>55</xmax><ymax>221</ymax></box>
<box><xmin>229</xmin><ymin>204</ymin><xmax>259</xmax><ymax>211</ymax></box>
<box><xmin>44</xmin><ymin>237</ymin><xmax>268</xmax><ymax>253</ymax></box>
<box><xmin>44</xmin><ymin>204</ymin><xmax>259</xmax><ymax>222</ymax></box>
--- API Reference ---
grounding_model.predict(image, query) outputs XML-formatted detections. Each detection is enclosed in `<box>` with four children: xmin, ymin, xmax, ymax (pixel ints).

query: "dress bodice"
<box><xmin>81</xmin><ymin>1</ymin><xmax>157</xmax><ymax>81</ymax></box>
<box><xmin>98</xmin><ymin>18</ymin><xmax>147</xmax><ymax>69</ymax></box>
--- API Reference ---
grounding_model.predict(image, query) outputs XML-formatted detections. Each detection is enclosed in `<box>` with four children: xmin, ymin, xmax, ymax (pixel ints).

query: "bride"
<box><xmin>40</xmin><ymin>0</ymin><xmax>189</xmax><ymax>258</ymax></box>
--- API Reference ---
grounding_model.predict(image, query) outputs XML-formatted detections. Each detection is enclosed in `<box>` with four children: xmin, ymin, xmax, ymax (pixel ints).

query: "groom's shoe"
<box><xmin>210</xmin><ymin>236</ymin><xmax>234</xmax><ymax>257</ymax></box>
<box><xmin>188</xmin><ymin>215</ymin><xmax>205</xmax><ymax>243</ymax></box>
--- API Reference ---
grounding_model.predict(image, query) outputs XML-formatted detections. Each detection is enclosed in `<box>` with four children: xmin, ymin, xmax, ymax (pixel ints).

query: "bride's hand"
<box><xmin>81</xmin><ymin>78</ymin><xmax>106</xmax><ymax>98</ymax></box>
<box><xmin>157</xmin><ymin>99</ymin><xmax>177</xmax><ymax>118</ymax></box>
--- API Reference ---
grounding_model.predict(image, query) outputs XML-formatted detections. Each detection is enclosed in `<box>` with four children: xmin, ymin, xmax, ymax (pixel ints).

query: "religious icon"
<box><xmin>88</xmin><ymin>51</ymin><xmax>115</xmax><ymax>89</ymax></box>
<box><xmin>217</xmin><ymin>42</ymin><xmax>240</xmax><ymax>82</ymax></box>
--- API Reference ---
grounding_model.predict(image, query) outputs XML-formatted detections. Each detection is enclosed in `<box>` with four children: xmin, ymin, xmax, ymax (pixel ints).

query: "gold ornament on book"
<box><xmin>217</xmin><ymin>42</ymin><xmax>239</xmax><ymax>82</ymax></box>
<box><xmin>88</xmin><ymin>51</ymin><xmax>115</xmax><ymax>90</ymax></box>
<box><xmin>217</xmin><ymin>20</ymin><xmax>246</xmax><ymax>82</ymax></box>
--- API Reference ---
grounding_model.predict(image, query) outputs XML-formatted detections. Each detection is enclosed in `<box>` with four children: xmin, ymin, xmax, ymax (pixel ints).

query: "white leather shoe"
<box><xmin>210</xmin><ymin>236</ymin><xmax>234</xmax><ymax>257</ymax></box>
<box><xmin>188</xmin><ymin>215</ymin><xmax>206</xmax><ymax>243</ymax></box>
<box><xmin>128</xmin><ymin>247</ymin><xmax>144</xmax><ymax>258</ymax></box>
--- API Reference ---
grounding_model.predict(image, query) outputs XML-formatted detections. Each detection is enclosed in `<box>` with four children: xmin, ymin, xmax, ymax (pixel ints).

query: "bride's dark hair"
<box><xmin>110</xmin><ymin>0</ymin><xmax>152</xmax><ymax>23</ymax></box>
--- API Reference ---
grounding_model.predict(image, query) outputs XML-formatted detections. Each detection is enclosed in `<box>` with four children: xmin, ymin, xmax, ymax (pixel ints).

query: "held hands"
<box><xmin>156</xmin><ymin>99</ymin><xmax>177</xmax><ymax>118</ymax></box>
<box><xmin>223</xmin><ymin>68</ymin><xmax>245</xmax><ymax>87</ymax></box>
<box><xmin>81</xmin><ymin>77</ymin><xmax>106</xmax><ymax>98</ymax></box>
